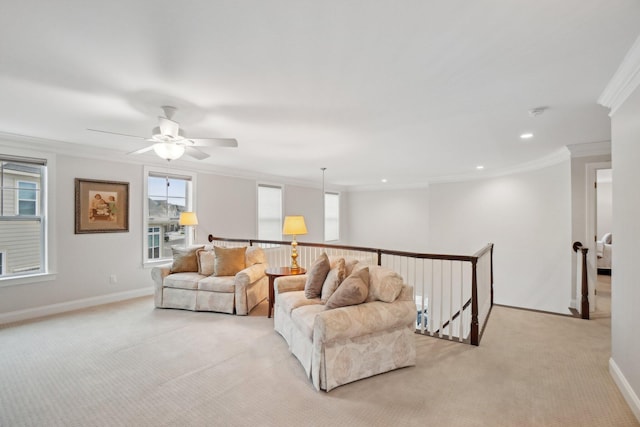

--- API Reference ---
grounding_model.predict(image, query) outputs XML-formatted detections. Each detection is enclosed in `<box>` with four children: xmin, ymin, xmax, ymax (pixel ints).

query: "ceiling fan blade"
<box><xmin>127</xmin><ymin>145</ymin><xmax>155</xmax><ymax>155</ymax></box>
<box><xmin>158</xmin><ymin>117</ymin><xmax>180</xmax><ymax>137</ymax></box>
<box><xmin>184</xmin><ymin>146</ymin><xmax>210</xmax><ymax>160</ymax></box>
<box><xmin>189</xmin><ymin>138</ymin><xmax>238</xmax><ymax>148</ymax></box>
<box><xmin>87</xmin><ymin>128</ymin><xmax>147</xmax><ymax>139</ymax></box>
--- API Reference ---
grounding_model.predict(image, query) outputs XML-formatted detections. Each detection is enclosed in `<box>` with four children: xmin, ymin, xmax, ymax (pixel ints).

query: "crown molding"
<box><xmin>566</xmin><ymin>140</ymin><xmax>611</xmax><ymax>158</ymax></box>
<box><xmin>598</xmin><ymin>34</ymin><xmax>640</xmax><ymax>116</ymax></box>
<box><xmin>426</xmin><ymin>147</ymin><xmax>571</xmax><ymax>185</ymax></box>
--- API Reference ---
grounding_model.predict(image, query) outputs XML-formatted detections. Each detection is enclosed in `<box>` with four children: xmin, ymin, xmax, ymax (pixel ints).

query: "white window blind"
<box><xmin>325</xmin><ymin>192</ymin><xmax>340</xmax><ymax>241</ymax></box>
<box><xmin>258</xmin><ymin>184</ymin><xmax>282</xmax><ymax>241</ymax></box>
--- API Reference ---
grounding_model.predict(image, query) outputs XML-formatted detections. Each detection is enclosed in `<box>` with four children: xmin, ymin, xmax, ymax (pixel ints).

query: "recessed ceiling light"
<box><xmin>381</xmin><ymin>178</ymin><xmax>388</xmax><ymax>183</ymax></box>
<box><xmin>520</xmin><ymin>133</ymin><xmax>534</xmax><ymax>139</ymax></box>
<box><xmin>476</xmin><ymin>165</ymin><xmax>484</xmax><ymax>170</ymax></box>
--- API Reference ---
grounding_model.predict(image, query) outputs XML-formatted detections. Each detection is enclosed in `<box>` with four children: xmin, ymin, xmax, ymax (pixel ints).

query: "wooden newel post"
<box><xmin>580</xmin><ymin>247</ymin><xmax>590</xmax><ymax>320</ymax></box>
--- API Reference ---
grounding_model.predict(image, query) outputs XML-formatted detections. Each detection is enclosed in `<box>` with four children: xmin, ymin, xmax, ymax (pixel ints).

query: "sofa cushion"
<box><xmin>366</xmin><ymin>266</ymin><xmax>404</xmax><ymax>303</ymax></box>
<box><xmin>196</xmin><ymin>249</ymin><xmax>216</xmax><ymax>276</ymax></box>
<box><xmin>305</xmin><ymin>252</ymin><xmax>331</xmax><ymax>299</ymax></box>
<box><xmin>326</xmin><ymin>267</ymin><xmax>369</xmax><ymax>310</ymax></box>
<box><xmin>321</xmin><ymin>258</ymin><xmax>346</xmax><ymax>304</ymax></box>
<box><xmin>164</xmin><ymin>272</ymin><xmax>205</xmax><ymax>290</ymax></box>
<box><xmin>170</xmin><ymin>246</ymin><xmax>204</xmax><ymax>273</ymax></box>
<box><xmin>291</xmin><ymin>304</ymin><xmax>325</xmax><ymax>340</ymax></box>
<box><xmin>197</xmin><ymin>276</ymin><xmax>236</xmax><ymax>293</ymax></box>
<box><xmin>214</xmin><ymin>246</ymin><xmax>247</xmax><ymax>276</ymax></box>
<box><xmin>278</xmin><ymin>290</ymin><xmax>322</xmax><ymax>315</ymax></box>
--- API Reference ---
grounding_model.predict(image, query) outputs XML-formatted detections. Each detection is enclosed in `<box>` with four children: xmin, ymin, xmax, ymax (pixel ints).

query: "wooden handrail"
<box><xmin>208</xmin><ymin>235</ymin><xmax>482</xmax><ymax>262</ymax></box>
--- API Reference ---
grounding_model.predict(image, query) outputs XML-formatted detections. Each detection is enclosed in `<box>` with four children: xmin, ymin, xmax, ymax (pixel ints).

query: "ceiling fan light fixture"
<box><xmin>153</xmin><ymin>142</ymin><xmax>185</xmax><ymax>160</ymax></box>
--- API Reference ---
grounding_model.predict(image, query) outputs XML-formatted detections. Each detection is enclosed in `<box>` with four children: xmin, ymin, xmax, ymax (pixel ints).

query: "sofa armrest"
<box><xmin>235</xmin><ymin>263</ymin><xmax>267</xmax><ymax>287</ymax></box>
<box><xmin>313</xmin><ymin>298</ymin><xmax>416</xmax><ymax>344</ymax></box>
<box><xmin>151</xmin><ymin>264</ymin><xmax>172</xmax><ymax>308</ymax></box>
<box><xmin>151</xmin><ymin>264</ymin><xmax>172</xmax><ymax>286</ymax></box>
<box><xmin>275</xmin><ymin>275</ymin><xmax>307</xmax><ymax>296</ymax></box>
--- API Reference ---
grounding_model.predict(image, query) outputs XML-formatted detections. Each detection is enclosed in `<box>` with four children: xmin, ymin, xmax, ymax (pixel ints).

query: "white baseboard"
<box><xmin>0</xmin><ymin>287</ymin><xmax>154</xmax><ymax>325</ymax></box>
<box><xmin>610</xmin><ymin>357</ymin><xmax>640</xmax><ymax>422</ymax></box>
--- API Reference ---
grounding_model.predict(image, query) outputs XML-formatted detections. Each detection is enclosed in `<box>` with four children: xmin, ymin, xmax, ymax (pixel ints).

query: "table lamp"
<box><xmin>282</xmin><ymin>215</ymin><xmax>308</xmax><ymax>270</ymax></box>
<box><xmin>179</xmin><ymin>211</ymin><xmax>199</xmax><ymax>245</ymax></box>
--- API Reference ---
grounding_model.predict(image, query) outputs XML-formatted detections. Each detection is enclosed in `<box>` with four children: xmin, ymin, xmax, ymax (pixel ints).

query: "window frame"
<box><xmin>0</xmin><ymin>153</ymin><xmax>52</xmax><ymax>286</ymax></box>
<box><xmin>143</xmin><ymin>166</ymin><xmax>196</xmax><ymax>265</ymax></box>
<box><xmin>257</xmin><ymin>183</ymin><xmax>283</xmax><ymax>241</ymax></box>
<box><xmin>324</xmin><ymin>191</ymin><xmax>340</xmax><ymax>242</ymax></box>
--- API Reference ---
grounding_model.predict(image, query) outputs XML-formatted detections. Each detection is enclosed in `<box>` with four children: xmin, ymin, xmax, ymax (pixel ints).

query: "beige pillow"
<box><xmin>213</xmin><ymin>246</ymin><xmax>247</xmax><ymax>277</ymax></box>
<box><xmin>321</xmin><ymin>258</ymin><xmax>346</xmax><ymax>303</ymax></box>
<box><xmin>366</xmin><ymin>266</ymin><xmax>404</xmax><ymax>303</ymax></box>
<box><xmin>245</xmin><ymin>246</ymin><xmax>266</xmax><ymax>266</ymax></box>
<box><xmin>344</xmin><ymin>259</ymin><xmax>360</xmax><ymax>277</ymax></box>
<box><xmin>196</xmin><ymin>249</ymin><xmax>216</xmax><ymax>276</ymax></box>
<box><xmin>325</xmin><ymin>267</ymin><xmax>369</xmax><ymax>310</ymax></box>
<box><xmin>304</xmin><ymin>252</ymin><xmax>331</xmax><ymax>299</ymax></box>
<box><xmin>170</xmin><ymin>246</ymin><xmax>204</xmax><ymax>273</ymax></box>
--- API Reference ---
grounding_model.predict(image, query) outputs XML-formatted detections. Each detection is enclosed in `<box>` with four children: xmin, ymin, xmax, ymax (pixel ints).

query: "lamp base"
<box><xmin>290</xmin><ymin>238</ymin><xmax>300</xmax><ymax>270</ymax></box>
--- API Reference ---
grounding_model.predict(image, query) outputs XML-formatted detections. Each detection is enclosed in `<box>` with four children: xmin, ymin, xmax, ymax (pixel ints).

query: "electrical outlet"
<box><xmin>109</xmin><ymin>274</ymin><xmax>118</xmax><ymax>284</ymax></box>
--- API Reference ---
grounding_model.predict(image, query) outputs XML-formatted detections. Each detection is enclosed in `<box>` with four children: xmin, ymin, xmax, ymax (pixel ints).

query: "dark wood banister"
<box><xmin>208</xmin><ymin>235</ymin><xmax>494</xmax><ymax>345</ymax></box>
<box><xmin>572</xmin><ymin>241</ymin><xmax>590</xmax><ymax>320</ymax></box>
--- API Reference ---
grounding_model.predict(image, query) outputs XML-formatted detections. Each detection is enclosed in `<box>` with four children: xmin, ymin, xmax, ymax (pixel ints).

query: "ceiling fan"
<box><xmin>88</xmin><ymin>106</ymin><xmax>238</xmax><ymax>161</ymax></box>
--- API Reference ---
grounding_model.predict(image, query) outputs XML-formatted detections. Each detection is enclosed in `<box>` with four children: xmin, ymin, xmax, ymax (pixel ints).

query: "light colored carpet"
<box><xmin>593</xmin><ymin>274</ymin><xmax>612</xmax><ymax>318</ymax></box>
<box><xmin>1</xmin><ymin>297</ymin><xmax>637</xmax><ymax>427</ymax></box>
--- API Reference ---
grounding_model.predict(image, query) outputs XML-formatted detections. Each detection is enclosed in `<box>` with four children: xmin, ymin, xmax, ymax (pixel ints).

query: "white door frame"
<box><xmin>585</xmin><ymin>161</ymin><xmax>611</xmax><ymax>313</ymax></box>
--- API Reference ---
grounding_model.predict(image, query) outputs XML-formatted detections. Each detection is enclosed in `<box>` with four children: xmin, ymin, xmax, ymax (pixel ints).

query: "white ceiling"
<box><xmin>1</xmin><ymin>1</ymin><xmax>639</xmax><ymax>189</ymax></box>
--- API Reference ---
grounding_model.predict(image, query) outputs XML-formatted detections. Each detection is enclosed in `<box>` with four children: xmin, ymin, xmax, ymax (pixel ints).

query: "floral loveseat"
<box><xmin>274</xmin><ymin>254</ymin><xmax>416</xmax><ymax>391</ymax></box>
<box><xmin>151</xmin><ymin>245</ymin><xmax>268</xmax><ymax>315</ymax></box>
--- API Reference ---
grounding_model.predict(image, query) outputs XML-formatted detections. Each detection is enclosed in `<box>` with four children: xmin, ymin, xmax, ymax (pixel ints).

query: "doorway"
<box><xmin>593</xmin><ymin>168</ymin><xmax>612</xmax><ymax>318</ymax></box>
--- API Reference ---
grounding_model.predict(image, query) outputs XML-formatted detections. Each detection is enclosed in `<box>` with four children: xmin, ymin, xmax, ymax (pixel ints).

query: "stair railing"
<box><xmin>208</xmin><ymin>235</ymin><xmax>494</xmax><ymax>346</ymax></box>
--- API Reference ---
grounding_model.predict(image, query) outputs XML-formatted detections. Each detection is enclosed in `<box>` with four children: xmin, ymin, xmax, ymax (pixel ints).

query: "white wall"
<box><xmin>283</xmin><ymin>184</ymin><xmax>323</xmax><ymax>243</ymax></box>
<box><xmin>428</xmin><ymin>161</ymin><xmax>573</xmax><ymax>314</ymax></box>
<box><xmin>0</xmin><ymin>146</ymin><xmax>327</xmax><ymax>320</ymax></box>
<box><xmin>596</xmin><ymin>179</ymin><xmax>613</xmax><ymax>240</ymax></box>
<box><xmin>0</xmin><ymin>152</ymin><xmax>151</xmax><ymax>315</ymax></box>
<box><xmin>610</xmin><ymin>84</ymin><xmax>640</xmax><ymax>419</ymax></box>
<box><xmin>197</xmin><ymin>174</ymin><xmax>257</xmax><ymax>241</ymax></box>
<box><xmin>346</xmin><ymin>187</ymin><xmax>429</xmax><ymax>252</ymax></box>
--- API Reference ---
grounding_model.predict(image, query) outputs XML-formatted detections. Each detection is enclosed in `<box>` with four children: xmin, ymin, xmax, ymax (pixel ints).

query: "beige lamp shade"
<box><xmin>282</xmin><ymin>215</ymin><xmax>308</xmax><ymax>235</ymax></box>
<box><xmin>179</xmin><ymin>212</ymin><xmax>199</xmax><ymax>226</ymax></box>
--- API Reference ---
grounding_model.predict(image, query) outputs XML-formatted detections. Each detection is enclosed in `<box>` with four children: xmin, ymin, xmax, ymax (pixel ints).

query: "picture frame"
<box><xmin>75</xmin><ymin>178</ymin><xmax>129</xmax><ymax>234</ymax></box>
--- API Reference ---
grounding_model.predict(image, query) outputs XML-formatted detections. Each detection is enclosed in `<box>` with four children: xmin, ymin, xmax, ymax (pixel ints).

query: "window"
<box><xmin>324</xmin><ymin>192</ymin><xmax>340</xmax><ymax>241</ymax></box>
<box><xmin>0</xmin><ymin>156</ymin><xmax>46</xmax><ymax>278</ymax></box>
<box><xmin>258</xmin><ymin>184</ymin><xmax>282</xmax><ymax>241</ymax></box>
<box><xmin>17</xmin><ymin>181</ymin><xmax>38</xmax><ymax>215</ymax></box>
<box><xmin>145</xmin><ymin>169</ymin><xmax>194</xmax><ymax>262</ymax></box>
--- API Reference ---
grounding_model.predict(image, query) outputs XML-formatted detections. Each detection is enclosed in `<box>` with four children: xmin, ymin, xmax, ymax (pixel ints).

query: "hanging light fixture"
<box><xmin>153</xmin><ymin>142</ymin><xmax>185</xmax><ymax>160</ymax></box>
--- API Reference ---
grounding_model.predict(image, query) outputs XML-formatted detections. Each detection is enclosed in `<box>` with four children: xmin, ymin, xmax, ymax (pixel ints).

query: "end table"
<box><xmin>265</xmin><ymin>267</ymin><xmax>307</xmax><ymax>318</ymax></box>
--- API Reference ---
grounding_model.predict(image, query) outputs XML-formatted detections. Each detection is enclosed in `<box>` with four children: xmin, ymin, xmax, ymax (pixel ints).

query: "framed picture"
<box><xmin>75</xmin><ymin>178</ymin><xmax>129</xmax><ymax>234</ymax></box>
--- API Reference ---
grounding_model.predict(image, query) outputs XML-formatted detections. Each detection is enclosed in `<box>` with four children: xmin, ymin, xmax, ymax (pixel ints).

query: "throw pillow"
<box><xmin>344</xmin><ymin>259</ymin><xmax>360</xmax><ymax>277</ymax></box>
<box><xmin>170</xmin><ymin>246</ymin><xmax>204</xmax><ymax>273</ymax></box>
<box><xmin>325</xmin><ymin>267</ymin><xmax>369</xmax><ymax>310</ymax></box>
<box><xmin>196</xmin><ymin>248</ymin><xmax>216</xmax><ymax>276</ymax></box>
<box><xmin>213</xmin><ymin>246</ymin><xmax>247</xmax><ymax>277</ymax></box>
<box><xmin>304</xmin><ymin>252</ymin><xmax>331</xmax><ymax>299</ymax></box>
<box><xmin>321</xmin><ymin>258</ymin><xmax>346</xmax><ymax>303</ymax></box>
<box><xmin>366</xmin><ymin>266</ymin><xmax>404</xmax><ymax>303</ymax></box>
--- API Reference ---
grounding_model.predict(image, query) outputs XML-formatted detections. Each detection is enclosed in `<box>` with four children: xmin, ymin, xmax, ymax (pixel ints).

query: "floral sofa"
<box><xmin>151</xmin><ymin>245</ymin><xmax>268</xmax><ymax>315</ymax></box>
<box><xmin>273</xmin><ymin>254</ymin><xmax>416</xmax><ymax>391</ymax></box>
